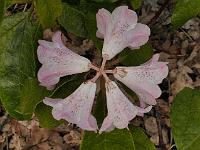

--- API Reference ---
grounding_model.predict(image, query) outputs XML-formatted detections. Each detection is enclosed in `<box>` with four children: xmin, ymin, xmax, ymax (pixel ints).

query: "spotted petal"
<box><xmin>114</xmin><ymin>54</ymin><xmax>168</xmax><ymax>106</ymax></box>
<box><xmin>43</xmin><ymin>81</ymin><xmax>98</xmax><ymax>131</ymax></box>
<box><xmin>99</xmin><ymin>81</ymin><xmax>152</xmax><ymax>133</ymax></box>
<box><xmin>37</xmin><ymin>31</ymin><xmax>91</xmax><ymax>90</ymax></box>
<box><xmin>96</xmin><ymin>6</ymin><xmax>150</xmax><ymax>60</ymax></box>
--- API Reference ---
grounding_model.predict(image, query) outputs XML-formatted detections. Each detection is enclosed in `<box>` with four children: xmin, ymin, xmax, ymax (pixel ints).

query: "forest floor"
<box><xmin>0</xmin><ymin>0</ymin><xmax>200</xmax><ymax>150</ymax></box>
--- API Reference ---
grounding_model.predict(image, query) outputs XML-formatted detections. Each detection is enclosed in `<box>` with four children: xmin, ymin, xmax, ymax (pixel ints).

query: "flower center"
<box><xmin>89</xmin><ymin>54</ymin><xmax>115</xmax><ymax>83</ymax></box>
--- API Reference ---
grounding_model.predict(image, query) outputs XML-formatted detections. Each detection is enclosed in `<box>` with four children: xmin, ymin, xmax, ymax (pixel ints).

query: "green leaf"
<box><xmin>93</xmin><ymin>77</ymin><xmax>107</xmax><ymax>126</ymax></box>
<box><xmin>118</xmin><ymin>44</ymin><xmax>153</xmax><ymax>66</ymax></box>
<box><xmin>62</xmin><ymin>0</ymin><xmax>80</xmax><ymax>6</ymax></box>
<box><xmin>35</xmin><ymin>102</ymin><xmax>63</xmax><ymax>128</ymax></box>
<box><xmin>58</xmin><ymin>4</ymin><xmax>87</xmax><ymax>37</ymax></box>
<box><xmin>0</xmin><ymin>0</ymin><xmax>5</xmax><ymax>23</ymax></box>
<box><xmin>50</xmin><ymin>73</ymin><xmax>85</xmax><ymax>98</ymax></box>
<box><xmin>15</xmin><ymin>78</ymin><xmax>49</xmax><ymax>115</ymax></box>
<box><xmin>80</xmin><ymin>0</ymin><xmax>115</xmax><ymax>13</ymax></box>
<box><xmin>0</xmin><ymin>0</ymin><xmax>12</xmax><ymax>24</ymax></box>
<box><xmin>0</xmin><ymin>12</ymin><xmax>47</xmax><ymax>120</ymax></box>
<box><xmin>171</xmin><ymin>88</ymin><xmax>200</xmax><ymax>150</ymax></box>
<box><xmin>12</xmin><ymin>0</ymin><xmax>32</xmax><ymax>4</ymax></box>
<box><xmin>129</xmin><ymin>0</ymin><xmax>142</xmax><ymax>10</ymax></box>
<box><xmin>81</xmin><ymin>129</ymin><xmax>135</xmax><ymax>150</ymax></box>
<box><xmin>129</xmin><ymin>126</ymin><xmax>156</xmax><ymax>150</ymax></box>
<box><xmin>88</xmin><ymin>0</ymin><xmax>119</xmax><ymax>3</ymax></box>
<box><xmin>34</xmin><ymin>0</ymin><xmax>62</xmax><ymax>28</ymax></box>
<box><xmin>172</xmin><ymin>0</ymin><xmax>200</xmax><ymax>28</ymax></box>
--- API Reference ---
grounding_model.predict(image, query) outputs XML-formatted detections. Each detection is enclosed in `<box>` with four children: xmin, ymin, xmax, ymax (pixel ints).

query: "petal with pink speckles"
<box><xmin>114</xmin><ymin>54</ymin><xmax>168</xmax><ymax>105</ymax></box>
<box><xmin>128</xmin><ymin>23</ymin><xmax>150</xmax><ymax>49</ymax></box>
<box><xmin>37</xmin><ymin>31</ymin><xmax>91</xmax><ymax>90</ymax></box>
<box><xmin>99</xmin><ymin>81</ymin><xmax>151</xmax><ymax>133</ymax></box>
<box><xmin>96</xmin><ymin>6</ymin><xmax>150</xmax><ymax>60</ymax></box>
<box><xmin>43</xmin><ymin>81</ymin><xmax>98</xmax><ymax>131</ymax></box>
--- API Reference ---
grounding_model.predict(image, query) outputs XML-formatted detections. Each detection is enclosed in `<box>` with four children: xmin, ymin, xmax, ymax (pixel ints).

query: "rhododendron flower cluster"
<box><xmin>37</xmin><ymin>6</ymin><xmax>168</xmax><ymax>133</ymax></box>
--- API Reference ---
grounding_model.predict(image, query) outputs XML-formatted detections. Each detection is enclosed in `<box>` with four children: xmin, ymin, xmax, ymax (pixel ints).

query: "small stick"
<box><xmin>154</xmin><ymin>106</ymin><xmax>167</xmax><ymax>150</ymax></box>
<box><xmin>23</xmin><ymin>3</ymin><xmax>28</xmax><ymax>12</ymax></box>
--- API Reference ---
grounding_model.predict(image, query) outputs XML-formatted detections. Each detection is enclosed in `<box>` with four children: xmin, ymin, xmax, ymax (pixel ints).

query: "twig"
<box><xmin>23</xmin><ymin>3</ymin><xmax>28</xmax><ymax>12</ymax></box>
<box><xmin>154</xmin><ymin>105</ymin><xmax>167</xmax><ymax>150</ymax></box>
<box><xmin>180</xmin><ymin>28</ymin><xmax>195</xmax><ymax>41</ymax></box>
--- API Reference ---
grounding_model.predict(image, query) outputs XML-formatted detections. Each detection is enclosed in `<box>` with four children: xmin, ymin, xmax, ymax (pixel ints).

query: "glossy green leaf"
<box><xmin>35</xmin><ymin>102</ymin><xmax>63</xmax><ymax>128</ymax></box>
<box><xmin>58</xmin><ymin>4</ymin><xmax>87</xmax><ymax>37</ymax></box>
<box><xmin>50</xmin><ymin>73</ymin><xmax>85</xmax><ymax>98</ymax></box>
<box><xmin>0</xmin><ymin>12</ymin><xmax>47</xmax><ymax>120</ymax></box>
<box><xmin>171</xmin><ymin>88</ymin><xmax>200</xmax><ymax>150</ymax></box>
<box><xmin>118</xmin><ymin>44</ymin><xmax>153</xmax><ymax>66</ymax></box>
<box><xmin>15</xmin><ymin>78</ymin><xmax>49</xmax><ymax>115</ymax></box>
<box><xmin>172</xmin><ymin>0</ymin><xmax>200</xmax><ymax>28</ymax></box>
<box><xmin>35</xmin><ymin>0</ymin><xmax>62</xmax><ymax>28</ymax></box>
<box><xmin>81</xmin><ymin>129</ymin><xmax>135</xmax><ymax>150</ymax></box>
<box><xmin>129</xmin><ymin>126</ymin><xmax>156</xmax><ymax>150</ymax></box>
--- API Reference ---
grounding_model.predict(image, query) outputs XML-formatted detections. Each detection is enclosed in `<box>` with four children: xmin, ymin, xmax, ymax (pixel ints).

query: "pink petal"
<box><xmin>37</xmin><ymin>31</ymin><xmax>91</xmax><ymax>90</ymax></box>
<box><xmin>99</xmin><ymin>116</ymin><xmax>115</xmax><ymax>133</ymax></box>
<box><xmin>96</xmin><ymin>8</ymin><xmax>111</xmax><ymax>39</ymax></box>
<box><xmin>43</xmin><ymin>81</ymin><xmax>98</xmax><ymax>131</ymax></box>
<box><xmin>128</xmin><ymin>23</ymin><xmax>150</xmax><ymax>49</ymax></box>
<box><xmin>111</xmin><ymin>6</ymin><xmax>138</xmax><ymax>31</ymax></box>
<box><xmin>96</xmin><ymin>6</ymin><xmax>149</xmax><ymax>60</ymax></box>
<box><xmin>100</xmin><ymin>81</ymin><xmax>150</xmax><ymax>132</ymax></box>
<box><xmin>114</xmin><ymin>54</ymin><xmax>168</xmax><ymax>105</ymax></box>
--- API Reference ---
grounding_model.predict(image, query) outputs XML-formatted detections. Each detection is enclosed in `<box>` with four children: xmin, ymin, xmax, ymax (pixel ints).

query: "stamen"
<box><xmin>105</xmin><ymin>69</ymin><xmax>117</xmax><ymax>74</ymax></box>
<box><xmin>100</xmin><ymin>54</ymin><xmax>109</xmax><ymax>71</ymax></box>
<box><xmin>88</xmin><ymin>63</ymin><xmax>100</xmax><ymax>71</ymax></box>
<box><xmin>102</xmin><ymin>72</ymin><xmax>111</xmax><ymax>82</ymax></box>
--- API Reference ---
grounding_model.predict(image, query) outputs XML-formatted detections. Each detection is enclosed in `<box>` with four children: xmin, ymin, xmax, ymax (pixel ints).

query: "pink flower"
<box><xmin>37</xmin><ymin>31</ymin><xmax>91</xmax><ymax>90</ymax></box>
<box><xmin>99</xmin><ymin>81</ymin><xmax>152</xmax><ymax>133</ymax></box>
<box><xmin>43</xmin><ymin>81</ymin><xmax>98</xmax><ymax>131</ymax></box>
<box><xmin>114</xmin><ymin>54</ymin><xmax>168</xmax><ymax>106</ymax></box>
<box><xmin>96</xmin><ymin>6</ymin><xmax>150</xmax><ymax>60</ymax></box>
